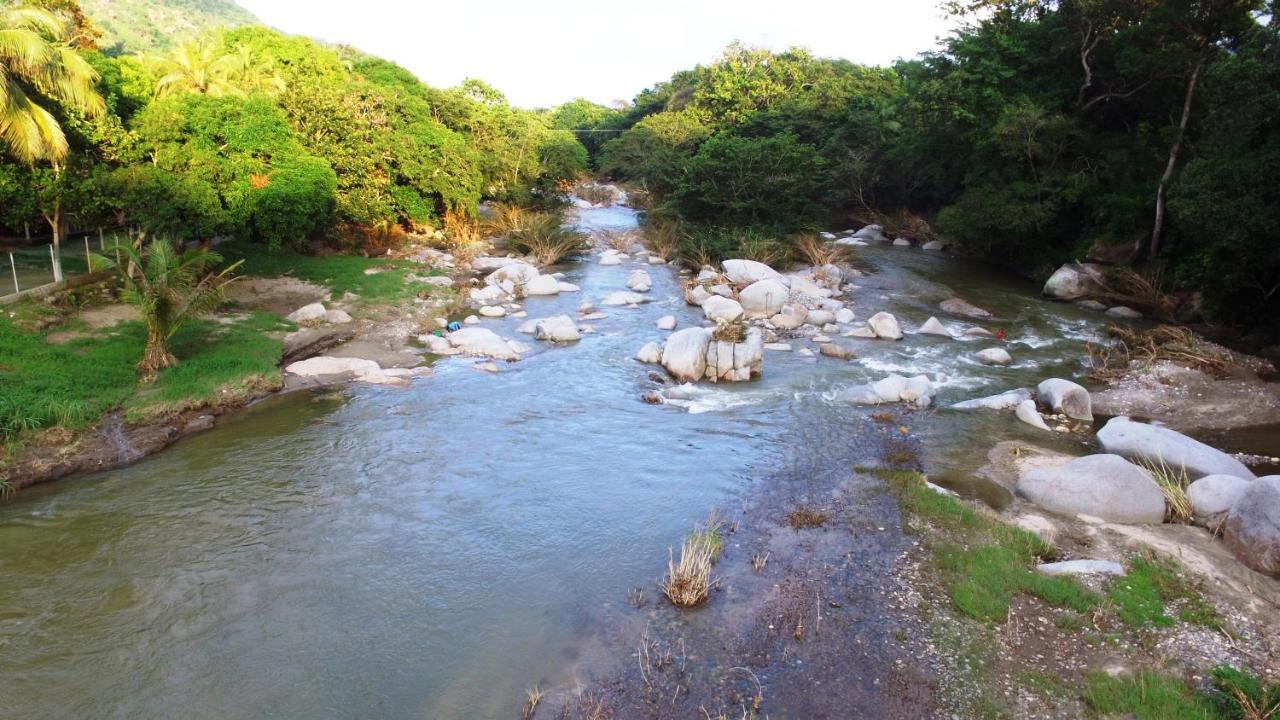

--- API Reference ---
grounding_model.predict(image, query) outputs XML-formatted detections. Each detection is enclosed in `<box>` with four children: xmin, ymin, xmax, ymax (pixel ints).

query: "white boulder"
<box><xmin>1096</xmin><ymin>417</ymin><xmax>1255</xmax><ymax>480</ymax></box>
<box><xmin>1017</xmin><ymin>454</ymin><xmax>1166</xmax><ymax>524</ymax></box>
<box><xmin>721</xmin><ymin>258</ymin><xmax>782</xmax><ymax>285</ymax></box>
<box><xmin>447</xmin><ymin>327</ymin><xmax>524</xmax><ymax>360</ymax></box>
<box><xmin>701</xmin><ymin>296</ymin><xmax>745</xmax><ymax>323</ymax></box>
<box><xmin>635</xmin><ymin>341</ymin><xmax>663</xmax><ymax>364</ymax></box>
<box><xmin>1016</xmin><ymin>399</ymin><xmax>1052</xmax><ymax>431</ymax></box>
<box><xmin>1036</xmin><ymin>378</ymin><xmax>1093</xmax><ymax>421</ymax></box>
<box><xmin>656</xmin><ymin>315</ymin><xmax>677</xmax><ymax>330</ymax></box>
<box><xmin>287</xmin><ymin>302</ymin><xmax>328</xmax><ymax>324</ymax></box>
<box><xmin>867</xmin><ymin>312</ymin><xmax>903</xmax><ymax>340</ymax></box>
<box><xmin>626</xmin><ymin>269</ymin><xmax>652</xmax><ymax>292</ymax></box>
<box><xmin>918</xmin><ymin>317</ymin><xmax>953</xmax><ymax>337</ymax></box>
<box><xmin>661</xmin><ymin>327</ymin><xmax>714</xmax><ymax>382</ymax></box>
<box><xmin>976</xmin><ymin>348</ymin><xmax>1012</xmax><ymax>366</ymax></box>
<box><xmin>601</xmin><ymin>291</ymin><xmax>652</xmax><ymax>307</ymax></box>
<box><xmin>739</xmin><ymin>279</ymin><xmax>790</xmax><ymax>319</ymax></box>
<box><xmin>533</xmin><ymin>315</ymin><xmax>581</xmax><ymax>342</ymax></box>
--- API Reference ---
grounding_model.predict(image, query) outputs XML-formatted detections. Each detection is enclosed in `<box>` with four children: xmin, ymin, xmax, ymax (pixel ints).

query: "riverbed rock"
<box><xmin>722</xmin><ymin>258</ymin><xmax>782</xmax><ymax>286</ymax></box>
<box><xmin>323</xmin><ymin>309</ymin><xmax>353</xmax><ymax>324</ymax></box>
<box><xmin>976</xmin><ymin>348</ymin><xmax>1013</xmax><ymax>366</ymax></box>
<box><xmin>470</xmin><ymin>285</ymin><xmax>505</xmax><ymax>304</ymax></box>
<box><xmin>835</xmin><ymin>308</ymin><xmax>855</xmax><ymax>324</ymax></box>
<box><xmin>867</xmin><ymin>312</ymin><xmax>904</xmax><ymax>340</ymax></box>
<box><xmin>446</xmin><ymin>327</ymin><xmax>523</xmax><ymax>361</ymax></box>
<box><xmin>805</xmin><ymin>309</ymin><xmax>836</xmax><ymax>326</ymax></box>
<box><xmin>709</xmin><ymin>284</ymin><xmax>734</xmax><ymax>298</ymax></box>
<box><xmin>686</xmin><ymin>284</ymin><xmax>712</xmax><ymax>306</ymax></box>
<box><xmin>533</xmin><ymin>315</ymin><xmax>581</xmax><ymax>342</ymax></box>
<box><xmin>739</xmin><ymin>279</ymin><xmax>790</xmax><ymax>319</ymax></box>
<box><xmin>770</xmin><ymin>304</ymin><xmax>808</xmax><ymax>330</ymax></box>
<box><xmin>893</xmin><ymin>237</ymin><xmax>912</xmax><ymax>247</ymax></box>
<box><xmin>1106</xmin><ymin>305</ymin><xmax>1143</xmax><ymax>319</ymax></box>
<box><xmin>485</xmin><ymin>262</ymin><xmax>540</xmax><ymax>290</ymax></box>
<box><xmin>819</xmin><ymin>342</ymin><xmax>857</xmax><ymax>360</ymax></box>
<box><xmin>1036</xmin><ymin>560</ymin><xmax>1126</xmax><ymax>577</ymax></box>
<box><xmin>599</xmin><ymin>251</ymin><xmax>622</xmax><ymax>266</ymax></box>
<box><xmin>557</xmin><ymin>282</ymin><xmax>580</xmax><ymax>293</ymax></box>
<box><xmin>1221</xmin><ymin>476</ymin><xmax>1280</xmax><ymax>577</ymax></box>
<box><xmin>661</xmin><ymin>327</ymin><xmax>714</xmax><ymax>382</ymax></box>
<box><xmin>850</xmin><ymin>224</ymin><xmax>890</xmax><ymax>244</ymax></box>
<box><xmin>1016</xmin><ymin>399</ymin><xmax>1052</xmax><ymax>431</ymax></box>
<box><xmin>524</xmin><ymin>274</ymin><xmax>561</xmax><ymax>296</ymax></box>
<box><xmin>1096</xmin><ymin>416</ymin><xmax>1255</xmax><ymax>480</ymax></box>
<box><xmin>1043</xmin><ymin>263</ymin><xmax>1106</xmax><ymax>300</ymax></box>
<box><xmin>635</xmin><ymin>341</ymin><xmax>663</xmax><ymax>364</ymax></box>
<box><xmin>951</xmin><ymin>388</ymin><xmax>1033</xmax><ymax>410</ymax></box>
<box><xmin>1036</xmin><ymin>378</ymin><xmax>1093</xmax><ymax>421</ymax></box>
<box><xmin>918</xmin><ymin>317</ymin><xmax>952</xmax><ymax>337</ymax></box>
<box><xmin>940</xmin><ymin>297</ymin><xmax>993</xmax><ymax>319</ymax></box>
<box><xmin>419</xmin><ymin>334</ymin><xmax>458</xmax><ymax>355</ymax></box>
<box><xmin>284</xmin><ymin>356</ymin><xmax>408</xmax><ymax>387</ymax></box>
<box><xmin>1017</xmin><ymin>454</ymin><xmax>1166</xmax><ymax>524</ymax></box>
<box><xmin>1076</xmin><ymin>299</ymin><xmax>1107</xmax><ymax>312</ymax></box>
<box><xmin>702</xmin><ymin>295</ymin><xmax>745</xmax><ymax>323</ymax></box>
<box><xmin>656</xmin><ymin>315</ymin><xmax>677</xmax><ymax>330</ymax></box>
<box><xmin>704</xmin><ymin>327</ymin><xmax>764</xmax><ymax>382</ymax></box>
<box><xmin>627</xmin><ymin>269</ymin><xmax>652</xmax><ymax>292</ymax></box>
<box><xmin>287</xmin><ymin>302</ymin><xmax>329</xmax><ymax>324</ymax></box>
<box><xmin>922</xmin><ymin>240</ymin><xmax>946</xmax><ymax>251</ymax></box>
<box><xmin>479</xmin><ymin>305</ymin><xmax>506</xmax><ymax>318</ymax></box>
<box><xmin>1188</xmin><ymin>474</ymin><xmax>1252</xmax><ymax>528</ymax></box>
<box><xmin>470</xmin><ymin>256</ymin><xmax>522</xmax><ymax>272</ymax></box>
<box><xmin>840</xmin><ymin>374</ymin><xmax>935</xmax><ymax>408</ymax></box>
<box><xmin>601</xmin><ymin>291</ymin><xmax>652</xmax><ymax>307</ymax></box>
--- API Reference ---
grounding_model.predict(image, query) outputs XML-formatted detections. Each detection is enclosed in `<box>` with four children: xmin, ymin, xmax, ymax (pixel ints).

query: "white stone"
<box><xmin>1106</xmin><ymin>305</ymin><xmax>1143</xmax><ymax>319</ymax></box>
<box><xmin>867</xmin><ymin>312</ymin><xmax>903</xmax><ymax>340</ymax></box>
<box><xmin>656</xmin><ymin>315</ymin><xmax>677</xmax><ymax>330</ymax></box>
<box><xmin>976</xmin><ymin>348</ymin><xmax>1012</xmax><ymax>366</ymax></box>
<box><xmin>463</xmin><ymin>315</ymin><xmax>480</xmax><ymax>325</ymax></box>
<box><xmin>921</xmin><ymin>240</ymin><xmax>945</xmax><ymax>251</ymax></box>
<box><xmin>805</xmin><ymin>309</ymin><xmax>836</xmax><ymax>326</ymax></box>
<box><xmin>485</xmin><ymin>262</ymin><xmax>540</xmax><ymax>289</ymax></box>
<box><xmin>950</xmin><ymin>389</ymin><xmax>1032</xmax><ymax>410</ymax></box>
<box><xmin>1097</xmin><ymin>417</ymin><xmax>1256</xmax><ymax>480</ymax></box>
<box><xmin>1036</xmin><ymin>378</ymin><xmax>1092</xmax><ymax>421</ymax></box>
<box><xmin>533</xmin><ymin>315</ymin><xmax>581</xmax><ymax>342</ymax></box>
<box><xmin>893</xmin><ymin>237</ymin><xmax>912</xmax><ymax>247</ymax></box>
<box><xmin>523</xmin><ymin>274</ymin><xmax>561</xmax><ymax>296</ymax></box>
<box><xmin>918</xmin><ymin>317</ymin><xmax>952</xmax><ymax>337</ymax></box>
<box><xmin>599</xmin><ymin>254</ymin><xmax>622</xmax><ymax>266</ymax></box>
<box><xmin>1016</xmin><ymin>399</ymin><xmax>1052</xmax><ymax>431</ymax></box>
<box><xmin>601</xmin><ymin>291</ymin><xmax>652</xmax><ymax>307</ymax></box>
<box><xmin>1036</xmin><ymin>560</ymin><xmax>1126</xmax><ymax>577</ymax></box>
<box><xmin>701</xmin><ymin>296</ymin><xmax>745</xmax><ymax>323</ymax></box>
<box><xmin>557</xmin><ymin>282</ymin><xmax>580</xmax><ymax>293</ymax></box>
<box><xmin>835</xmin><ymin>308</ymin><xmax>855</xmax><ymax>324</ymax></box>
<box><xmin>287</xmin><ymin>302</ymin><xmax>328</xmax><ymax>324</ymax></box>
<box><xmin>447</xmin><ymin>327</ymin><xmax>523</xmax><ymax>360</ymax></box>
<box><xmin>721</xmin><ymin>258</ymin><xmax>782</xmax><ymax>285</ymax></box>
<box><xmin>479</xmin><ymin>305</ymin><xmax>506</xmax><ymax>318</ymax></box>
<box><xmin>324</xmin><ymin>309</ymin><xmax>353</xmax><ymax>324</ymax></box>
<box><xmin>661</xmin><ymin>327</ymin><xmax>714</xmax><ymax>382</ymax></box>
<box><xmin>635</xmin><ymin>341</ymin><xmax>663</xmax><ymax>364</ymax></box>
<box><xmin>739</xmin><ymin>279</ymin><xmax>790</xmax><ymax>319</ymax></box>
<box><xmin>1188</xmin><ymin>474</ymin><xmax>1251</xmax><ymax>527</ymax></box>
<box><xmin>627</xmin><ymin>269</ymin><xmax>653</xmax><ymax>292</ymax></box>
<box><xmin>1017</xmin><ymin>454</ymin><xmax>1166</xmax><ymax>524</ymax></box>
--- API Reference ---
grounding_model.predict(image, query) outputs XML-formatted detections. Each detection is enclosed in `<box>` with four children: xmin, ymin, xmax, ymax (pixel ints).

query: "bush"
<box><xmin>671</xmin><ymin>132</ymin><xmax>827</xmax><ymax>228</ymax></box>
<box><xmin>249</xmin><ymin>155</ymin><xmax>338</xmax><ymax>249</ymax></box>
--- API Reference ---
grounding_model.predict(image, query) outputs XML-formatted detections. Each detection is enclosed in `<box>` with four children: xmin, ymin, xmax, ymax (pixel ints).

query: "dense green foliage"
<box><xmin>1</xmin><ymin>4</ymin><xmax>589</xmax><ymax>255</ymax></box>
<box><xmin>599</xmin><ymin>7</ymin><xmax>1279</xmax><ymax>341</ymax></box>
<box><xmin>79</xmin><ymin>0</ymin><xmax>254</xmax><ymax>52</ymax></box>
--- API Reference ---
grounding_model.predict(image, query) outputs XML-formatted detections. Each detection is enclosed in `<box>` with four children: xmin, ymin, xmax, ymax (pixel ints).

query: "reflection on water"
<box><xmin>0</xmin><ymin>208</ymin><xmax>1207</xmax><ymax>718</ymax></box>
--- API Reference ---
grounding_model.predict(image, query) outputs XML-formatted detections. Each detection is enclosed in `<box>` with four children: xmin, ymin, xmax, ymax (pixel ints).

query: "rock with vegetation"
<box><xmin>1017</xmin><ymin>454</ymin><xmax>1166</xmax><ymax>524</ymax></box>
<box><xmin>1096</xmin><ymin>416</ymin><xmax>1255</xmax><ymax>480</ymax></box>
<box><xmin>1042</xmin><ymin>263</ymin><xmax>1106</xmax><ymax>300</ymax></box>
<box><xmin>1036</xmin><ymin>378</ymin><xmax>1092</xmax><ymax>421</ymax></box>
<box><xmin>704</xmin><ymin>327</ymin><xmax>763</xmax><ymax>382</ymax></box>
<box><xmin>1221</xmin><ymin>476</ymin><xmax>1280</xmax><ymax>577</ymax></box>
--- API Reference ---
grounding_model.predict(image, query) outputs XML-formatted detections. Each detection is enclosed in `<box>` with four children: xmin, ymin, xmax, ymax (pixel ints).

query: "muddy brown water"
<box><xmin>1</xmin><ymin>204</ymin><xmax>1273</xmax><ymax>718</ymax></box>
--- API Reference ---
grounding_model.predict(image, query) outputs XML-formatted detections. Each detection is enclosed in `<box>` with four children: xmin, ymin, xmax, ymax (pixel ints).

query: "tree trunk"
<box><xmin>1150</xmin><ymin>49</ymin><xmax>1206</xmax><ymax>260</ymax></box>
<box><xmin>48</xmin><ymin>205</ymin><xmax>63</xmax><ymax>283</ymax></box>
<box><xmin>138</xmin><ymin>325</ymin><xmax>178</xmax><ymax>378</ymax></box>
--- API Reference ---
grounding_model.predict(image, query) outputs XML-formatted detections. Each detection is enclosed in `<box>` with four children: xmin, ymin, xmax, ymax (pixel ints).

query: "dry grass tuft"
<box><xmin>661</xmin><ymin>513</ymin><xmax>724</xmax><ymax>607</ymax></box>
<box><xmin>869</xmin><ymin>411</ymin><xmax>895</xmax><ymax>424</ymax></box>
<box><xmin>576</xmin><ymin>183</ymin><xmax>617</xmax><ymax>207</ymax></box>
<box><xmin>1137</xmin><ymin>456</ymin><xmax>1194</xmax><ymax>523</ymax></box>
<box><xmin>601</xmin><ymin>229</ymin><xmax>639</xmax><ymax>253</ymax></box>
<box><xmin>751</xmin><ymin>551</ymin><xmax>769</xmax><ymax>572</ymax></box>
<box><xmin>735</xmin><ymin>234</ymin><xmax>791</xmax><ymax>268</ymax></box>
<box><xmin>1088</xmin><ymin>324</ymin><xmax>1230</xmax><ymax>381</ymax></box>
<box><xmin>712</xmin><ymin>319</ymin><xmax>748</xmax><ymax>343</ymax></box>
<box><xmin>443</xmin><ymin>210</ymin><xmax>487</xmax><ymax>268</ymax></box>
<box><xmin>643</xmin><ymin>218</ymin><xmax>680</xmax><ymax>260</ymax></box>
<box><xmin>505</xmin><ymin>212</ymin><xmax>588</xmax><ymax>267</ymax></box>
<box><xmin>792</xmin><ymin>233</ymin><xmax>850</xmax><ymax>267</ymax></box>
<box><xmin>522</xmin><ymin>685</ymin><xmax>544</xmax><ymax>720</ymax></box>
<box><xmin>786</xmin><ymin>505</ymin><xmax>828</xmax><ymax>529</ymax></box>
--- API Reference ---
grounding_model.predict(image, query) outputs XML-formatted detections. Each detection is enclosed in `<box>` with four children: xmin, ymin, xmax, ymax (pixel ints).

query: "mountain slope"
<box><xmin>81</xmin><ymin>0</ymin><xmax>257</xmax><ymax>53</ymax></box>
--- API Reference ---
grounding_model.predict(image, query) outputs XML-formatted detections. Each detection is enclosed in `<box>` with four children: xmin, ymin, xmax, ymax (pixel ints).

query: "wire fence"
<box><xmin>1</xmin><ymin>231</ymin><xmax>129</xmax><ymax>302</ymax></box>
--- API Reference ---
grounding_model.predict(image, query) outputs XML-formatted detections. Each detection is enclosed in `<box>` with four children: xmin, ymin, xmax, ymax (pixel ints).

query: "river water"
<box><xmin>0</xmin><ymin>204</ymin><xmax>1122</xmax><ymax>718</ymax></box>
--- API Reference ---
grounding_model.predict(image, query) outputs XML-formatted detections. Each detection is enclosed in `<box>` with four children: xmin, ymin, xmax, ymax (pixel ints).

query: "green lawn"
<box><xmin>0</xmin><ymin>306</ymin><xmax>289</xmax><ymax>444</ymax></box>
<box><xmin>221</xmin><ymin>242</ymin><xmax>445</xmax><ymax>301</ymax></box>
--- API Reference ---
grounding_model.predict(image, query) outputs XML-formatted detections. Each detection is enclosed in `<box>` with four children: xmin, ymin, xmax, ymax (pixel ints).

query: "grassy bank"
<box><xmin>867</xmin><ymin>467</ymin><xmax>1277</xmax><ymax>718</ymax></box>
<box><xmin>222</xmin><ymin>243</ymin><xmax>445</xmax><ymax>302</ymax></box>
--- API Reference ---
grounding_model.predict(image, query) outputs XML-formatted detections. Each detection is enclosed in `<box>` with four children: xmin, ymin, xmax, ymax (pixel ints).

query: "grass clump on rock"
<box><xmin>660</xmin><ymin>513</ymin><xmax>724</xmax><ymax>607</ymax></box>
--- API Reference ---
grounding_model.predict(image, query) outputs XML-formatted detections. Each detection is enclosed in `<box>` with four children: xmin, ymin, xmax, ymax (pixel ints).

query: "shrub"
<box><xmin>671</xmin><ymin>132</ymin><xmax>827</xmax><ymax>228</ymax></box>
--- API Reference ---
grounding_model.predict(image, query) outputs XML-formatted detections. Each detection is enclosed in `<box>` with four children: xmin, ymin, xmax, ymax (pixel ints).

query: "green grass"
<box><xmin>1106</xmin><ymin>555</ymin><xmax>1223</xmax><ymax>631</ymax></box>
<box><xmin>1</xmin><ymin>309</ymin><xmax>288</xmax><ymax>448</ymax></box>
<box><xmin>222</xmin><ymin>243</ymin><xmax>443</xmax><ymax>301</ymax></box>
<box><xmin>1085</xmin><ymin>671</ymin><xmax>1222</xmax><ymax>719</ymax></box>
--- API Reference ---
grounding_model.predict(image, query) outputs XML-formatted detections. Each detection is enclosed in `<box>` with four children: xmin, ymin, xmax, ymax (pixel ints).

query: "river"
<box><xmin>0</xmin><ymin>203</ymin><xmax>1122</xmax><ymax>717</ymax></box>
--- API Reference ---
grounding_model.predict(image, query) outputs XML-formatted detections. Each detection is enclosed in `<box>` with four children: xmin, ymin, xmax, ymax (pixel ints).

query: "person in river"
<box><xmin>996</xmin><ymin>328</ymin><xmax>1006</xmax><ymax>341</ymax></box>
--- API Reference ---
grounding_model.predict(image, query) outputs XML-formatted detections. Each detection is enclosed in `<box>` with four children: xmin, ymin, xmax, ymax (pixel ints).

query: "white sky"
<box><xmin>234</xmin><ymin>0</ymin><xmax>958</xmax><ymax>108</ymax></box>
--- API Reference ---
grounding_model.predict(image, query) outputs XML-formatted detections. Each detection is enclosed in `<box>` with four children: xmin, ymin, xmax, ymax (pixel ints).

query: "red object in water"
<box><xmin>996</xmin><ymin>328</ymin><xmax>1007</xmax><ymax>340</ymax></box>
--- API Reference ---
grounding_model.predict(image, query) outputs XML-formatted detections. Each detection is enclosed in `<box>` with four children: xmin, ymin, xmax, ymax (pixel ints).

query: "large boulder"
<box><xmin>850</xmin><ymin>224</ymin><xmax>890</xmax><ymax>244</ymax></box>
<box><xmin>524</xmin><ymin>274</ymin><xmax>561</xmax><ymax>296</ymax></box>
<box><xmin>1036</xmin><ymin>378</ymin><xmax>1093</xmax><ymax>421</ymax></box>
<box><xmin>686</xmin><ymin>284</ymin><xmax>712</xmax><ymax>306</ymax></box>
<box><xmin>532</xmin><ymin>315</ymin><xmax>580</xmax><ymax>342</ymax></box>
<box><xmin>867</xmin><ymin>312</ymin><xmax>903</xmax><ymax>340</ymax></box>
<box><xmin>1188</xmin><ymin>474</ymin><xmax>1252</xmax><ymax>528</ymax></box>
<box><xmin>918</xmin><ymin>317</ymin><xmax>953</xmax><ymax>337</ymax></box>
<box><xmin>1221</xmin><ymin>476</ymin><xmax>1280</xmax><ymax>577</ymax></box>
<box><xmin>951</xmin><ymin>388</ymin><xmax>1032</xmax><ymax>410</ymax></box>
<box><xmin>1043</xmin><ymin>263</ymin><xmax>1106</xmax><ymax>300</ymax></box>
<box><xmin>721</xmin><ymin>259</ymin><xmax>782</xmax><ymax>285</ymax></box>
<box><xmin>1096</xmin><ymin>417</ymin><xmax>1256</xmax><ymax>480</ymax></box>
<box><xmin>1016</xmin><ymin>399</ymin><xmax>1052</xmax><ymax>432</ymax></box>
<box><xmin>704</xmin><ymin>327</ymin><xmax>764</xmax><ymax>382</ymax></box>
<box><xmin>701</xmin><ymin>295</ymin><xmax>745</xmax><ymax>323</ymax></box>
<box><xmin>635</xmin><ymin>341</ymin><xmax>663</xmax><ymax>364</ymax></box>
<box><xmin>285</xmin><ymin>356</ymin><xmax>405</xmax><ymax>386</ymax></box>
<box><xmin>447</xmin><ymin>327</ymin><xmax>524</xmax><ymax>361</ymax></box>
<box><xmin>661</xmin><ymin>327</ymin><xmax>714</xmax><ymax>382</ymax></box>
<box><xmin>940</xmin><ymin>297</ymin><xmax>993</xmax><ymax>319</ymax></box>
<box><xmin>739</xmin><ymin>279</ymin><xmax>790</xmax><ymax>319</ymax></box>
<box><xmin>1017</xmin><ymin>454</ymin><xmax>1166</xmax><ymax>524</ymax></box>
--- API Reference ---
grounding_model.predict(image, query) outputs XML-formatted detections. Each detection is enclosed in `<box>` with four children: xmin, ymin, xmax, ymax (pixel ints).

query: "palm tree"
<box><xmin>152</xmin><ymin>38</ymin><xmax>285</xmax><ymax>99</ymax></box>
<box><xmin>0</xmin><ymin>4</ymin><xmax>104</xmax><ymax>165</ymax></box>
<box><xmin>92</xmin><ymin>239</ymin><xmax>241</xmax><ymax>377</ymax></box>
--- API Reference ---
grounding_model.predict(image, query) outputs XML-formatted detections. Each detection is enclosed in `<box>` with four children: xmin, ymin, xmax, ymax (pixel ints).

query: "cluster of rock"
<box><xmin>284</xmin><ymin>356</ymin><xmax>431</xmax><ymax>387</ymax></box>
<box><xmin>952</xmin><ymin>378</ymin><xmax>1092</xmax><ymax>432</ymax></box>
<box><xmin>285</xmin><ymin>302</ymin><xmax>353</xmax><ymax>326</ymax></box>
<box><xmin>639</xmin><ymin>326</ymin><xmax>764</xmax><ymax>383</ymax></box>
<box><xmin>819</xmin><ymin>224</ymin><xmax>946</xmax><ymax>251</ymax></box>
<box><xmin>1041</xmin><ymin>262</ymin><xmax>1143</xmax><ymax>319</ymax></box>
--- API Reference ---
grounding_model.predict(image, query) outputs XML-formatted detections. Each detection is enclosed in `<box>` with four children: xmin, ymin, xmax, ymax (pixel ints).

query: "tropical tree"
<box><xmin>0</xmin><ymin>3</ymin><xmax>103</xmax><ymax>165</ymax></box>
<box><xmin>151</xmin><ymin>37</ymin><xmax>283</xmax><ymax>98</ymax></box>
<box><xmin>91</xmin><ymin>239</ymin><xmax>241</xmax><ymax>377</ymax></box>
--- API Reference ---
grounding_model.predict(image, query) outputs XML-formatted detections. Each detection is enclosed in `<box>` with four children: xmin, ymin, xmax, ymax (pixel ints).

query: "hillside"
<box><xmin>81</xmin><ymin>0</ymin><xmax>257</xmax><ymax>52</ymax></box>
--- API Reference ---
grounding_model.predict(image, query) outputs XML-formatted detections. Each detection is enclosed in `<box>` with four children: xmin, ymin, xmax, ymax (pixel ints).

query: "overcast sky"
<box><xmin>234</xmin><ymin>0</ymin><xmax>958</xmax><ymax>108</ymax></box>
